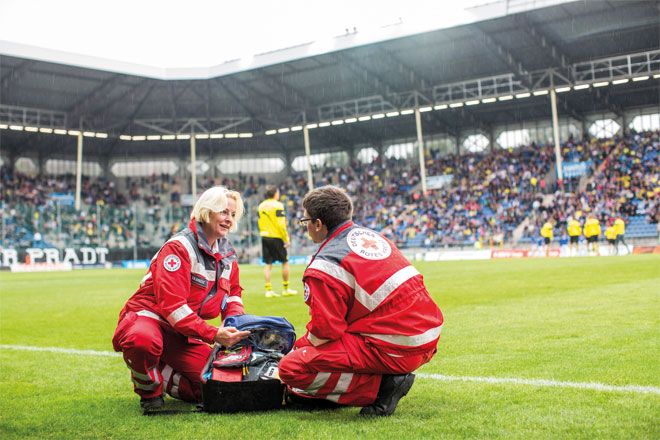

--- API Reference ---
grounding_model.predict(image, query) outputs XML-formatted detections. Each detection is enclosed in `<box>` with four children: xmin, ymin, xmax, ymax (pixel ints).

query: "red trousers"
<box><xmin>112</xmin><ymin>311</ymin><xmax>211</xmax><ymax>402</ymax></box>
<box><xmin>278</xmin><ymin>333</ymin><xmax>435</xmax><ymax>406</ymax></box>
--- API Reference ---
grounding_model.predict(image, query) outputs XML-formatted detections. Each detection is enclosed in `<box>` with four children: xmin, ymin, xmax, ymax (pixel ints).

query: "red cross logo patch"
<box><xmin>361</xmin><ymin>237</ymin><xmax>379</xmax><ymax>250</ymax></box>
<box><xmin>163</xmin><ymin>254</ymin><xmax>181</xmax><ymax>272</ymax></box>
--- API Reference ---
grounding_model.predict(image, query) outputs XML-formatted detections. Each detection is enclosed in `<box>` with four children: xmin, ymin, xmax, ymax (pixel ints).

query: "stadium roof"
<box><xmin>0</xmin><ymin>0</ymin><xmax>659</xmax><ymax>161</ymax></box>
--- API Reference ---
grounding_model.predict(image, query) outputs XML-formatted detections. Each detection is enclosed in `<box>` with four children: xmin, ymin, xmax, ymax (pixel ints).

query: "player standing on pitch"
<box><xmin>112</xmin><ymin>186</ymin><xmax>250</xmax><ymax>412</ymax></box>
<box><xmin>278</xmin><ymin>185</ymin><xmax>443</xmax><ymax>416</ymax></box>
<box><xmin>258</xmin><ymin>185</ymin><xmax>297</xmax><ymax>298</ymax></box>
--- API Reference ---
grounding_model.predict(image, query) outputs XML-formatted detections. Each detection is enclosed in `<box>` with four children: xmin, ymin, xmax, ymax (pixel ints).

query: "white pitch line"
<box><xmin>0</xmin><ymin>344</ymin><xmax>121</xmax><ymax>357</ymax></box>
<box><xmin>416</xmin><ymin>373</ymin><xmax>660</xmax><ymax>395</ymax></box>
<box><xmin>1</xmin><ymin>344</ymin><xmax>658</xmax><ymax>395</ymax></box>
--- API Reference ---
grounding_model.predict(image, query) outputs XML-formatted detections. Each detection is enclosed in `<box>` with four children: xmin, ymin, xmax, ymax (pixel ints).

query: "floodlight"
<box><xmin>68</xmin><ymin>130</ymin><xmax>81</xmax><ymax>136</ymax></box>
<box><xmin>434</xmin><ymin>104</ymin><xmax>448</xmax><ymax>110</ymax></box>
<box><xmin>532</xmin><ymin>90</ymin><xmax>548</xmax><ymax>96</ymax></box>
<box><xmin>573</xmin><ymin>84</ymin><xmax>589</xmax><ymax>90</ymax></box>
<box><xmin>400</xmin><ymin>109</ymin><xmax>414</xmax><ymax>115</ymax></box>
<box><xmin>498</xmin><ymin>95</ymin><xmax>513</xmax><ymax>101</ymax></box>
<box><xmin>132</xmin><ymin>135</ymin><xmax>146</xmax><ymax>141</ymax></box>
<box><xmin>291</xmin><ymin>125</ymin><xmax>303</xmax><ymax>131</ymax></box>
<box><xmin>318</xmin><ymin>122</ymin><xmax>331</xmax><ymax>127</ymax></box>
<box><xmin>25</xmin><ymin>126</ymin><xmax>39</xmax><ymax>132</ymax></box>
<box><xmin>386</xmin><ymin>111</ymin><xmax>400</xmax><ymax>117</ymax></box>
<box><xmin>239</xmin><ymin>133</ymin><xmax>253</xmax><ymax>138</ymax></box>
<box><xmin>331</xmin><ymin>119</ymin><xmax>344</xmax><ymax>125</ymax></box>
<box><xmin>265</xmin><ymin>129</ymin><xmax>277</xmax><ymax>135</ymax></box>
<box><xmin>419</xmin><ymin>106</ymin><xmax>432</xmax><ymax>112</ymax></box>
<box><xmin>305</xmin><ymin>123</ymin><xmax>318</xmax><ymax>129</ymax></box>
<box><xmin>612</xmin><ymin>79</ymin><xmax>629</xmax><ymax>85</ymax></box>
<box><xmin>176</xmin><ymin>134</ymin><xmax>190</xmax><ymax>140</ymax></box>
<box><xmin>344</xmin><ymin>118</ymin><xmax>357</xmax><ymax>123</ymax></box>
<box><xmin>555</xmin><ymin>87</ymin><xmax>571</xmax><ymax>93</ymax></box>
<box><xmin>465</xmin><ymin>100</ymin><xmax>479</xmax><ymax>106</ymax></box>
<box><xmin>515</xmin><ymin>93</ymin><xmax>531</xmax><ymax>99</ymax></box>
<box><xmin>632</xmin><ymin>76</ymin><xmax>649</xmax><ymax>82</ymax></box>
<box><xmin>358</xmin><ymin>116</ymin><xmax>372</xmax><ymax>121</ymax></box>
<box><xmin>95</xmin><ymin>133</ymin><xmax>108</xmax><ymax>138</ymax></box>
<box><xmin>593</xmin><ymin>81</ymin><xmax>609</xmax><ymax>87</ymax></box>
<box><xmin>83</xmin><ymin>131</ymin><xmax>95</xmax><ymax>137</ymax></box>
<box><xmin>162</xmin><ymin>134</ymin><xmax>176</xmax><ymax>140</ymax></box>
<box><xmin>225</xmin><ymin>133</ymin><xmax>239</xmax><ymax>138</ymax></box>
<box><xmin>481</xmin><ymin>98</ymin><xmax>496</xmax><ymax>103</ymax></box>
<box><xmin>209</xmin><ymin>134</ymin><xmax>224</xmax><ymax>139</ymax></box>
<box><xmin>449</xmin><ymin>102</ymin><xmax>464</xmax><ymax>108</ymax></box>
<box><xmin>39</xmin><ymin>127</ymin><xmax>54</xmax><ymax>133</ymax></box>
<box><xmin>277</xmin><ymin>128</ymin><xmax>290</xmax><ymax>133</ymax></box>
<box><xmin>194</xmin><ymin>134</ymin><xmax>209</xmax><ymax>140</ymax></box>
<box><xmin>371</xmin><ymin>113</ymin><xmax>385</xmax><ymax>119</ymax></box>
<box><xmin>10</xmin><ymin>125</ymin><xmax>24</xmax><ymax>130</ymax></box>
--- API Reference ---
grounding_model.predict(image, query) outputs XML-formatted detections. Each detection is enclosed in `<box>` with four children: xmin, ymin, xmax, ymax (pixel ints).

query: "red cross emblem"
<box><xmin>163</xmin><ymin>254</ymin><xmax>181</xmax><ymax>272</ymax></box>
<box><xmin>361</xmin><ymin>237</ymin><xmax>379</xmax><ymax>250</ymax></box>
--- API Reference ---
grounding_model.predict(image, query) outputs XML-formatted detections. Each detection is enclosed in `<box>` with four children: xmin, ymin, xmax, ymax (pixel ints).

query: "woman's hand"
<box><xmin>214</xmin><ymin>326</ymin><xmax>251</xmax><ymax>347</ymax></box>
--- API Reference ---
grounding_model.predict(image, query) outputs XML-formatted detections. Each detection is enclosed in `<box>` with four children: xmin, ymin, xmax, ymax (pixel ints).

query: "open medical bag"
<box><xmin>200</xmin><ymin>314</ymin><xmax>296</xmax><ymax>413</ymax></box>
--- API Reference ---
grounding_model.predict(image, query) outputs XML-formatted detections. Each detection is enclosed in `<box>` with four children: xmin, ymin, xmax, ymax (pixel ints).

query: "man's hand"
<box><xmin>214</xmin><ymin>326</ymin><xmax>250</xmax><ymax>347</ymax></box>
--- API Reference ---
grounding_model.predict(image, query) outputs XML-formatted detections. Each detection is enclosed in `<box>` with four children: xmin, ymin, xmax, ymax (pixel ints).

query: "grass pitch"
<box><xmin>1</xmin><ymin>255</ymin><xmax>659</xmax><ymax>439</ymax></box>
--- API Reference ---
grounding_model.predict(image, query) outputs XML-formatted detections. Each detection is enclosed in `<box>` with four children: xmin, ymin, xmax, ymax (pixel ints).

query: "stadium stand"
<box><xmin>0</xmin><ymin>0</ymin><xmax>658</xmax><ymax>264</ymax></box>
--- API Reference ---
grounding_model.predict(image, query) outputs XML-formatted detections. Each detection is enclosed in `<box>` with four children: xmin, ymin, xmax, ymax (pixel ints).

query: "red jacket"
<box><xmin>119</xmin><ymin>219</ymin><xmax>245</xmax><ymax>344</ymax></box>
<box><xmin>300</xmin><ymin>221</ymin><xmax>443</xmax><ymax>353</ymax></box>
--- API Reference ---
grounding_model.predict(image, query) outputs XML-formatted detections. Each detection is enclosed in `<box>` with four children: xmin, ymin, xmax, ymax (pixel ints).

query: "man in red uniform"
<box><xmin>279</xmin><ymin>186</ymin><xmax>444</xmax><ymax>416</ymax></box>
<box><xmin>112</xmin><ymin>186</ymin><xmax>250</xmax><ymax>411</ymax></box>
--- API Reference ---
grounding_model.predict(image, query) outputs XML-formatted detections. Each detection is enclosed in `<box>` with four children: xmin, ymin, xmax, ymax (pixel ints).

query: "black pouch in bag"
<box><xmin>200</xmin><ymin>315</ymin><xmax>296</xmax><ymax>413</ymax></box>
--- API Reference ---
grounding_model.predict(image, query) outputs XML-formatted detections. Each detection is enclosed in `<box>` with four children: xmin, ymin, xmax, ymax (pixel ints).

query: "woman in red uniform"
<box><xmin>112</xmin><ymin>186</ymin><xmax>250</xmax><ymax>411</ymax></box>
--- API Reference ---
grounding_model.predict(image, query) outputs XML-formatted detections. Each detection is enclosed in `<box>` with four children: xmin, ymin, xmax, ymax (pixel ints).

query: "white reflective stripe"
<box><xmin>162</xmin><ymin>364</ymin><xmax>174</xmax><ymax>387</ymax></box>
<box><xmin>308</xmin><ymin>260</ymin><xmax>356</xmax><ymax>289</ymax></box>
<box><xmin>226</xmin><ymin>296</ymin><xmax>243</xmax><ymax>304</ymax></box>
<box><xmin>309</xmin><ymin>260</ymin><xmax>420</xmax><ymax>312</ymax></box>
<box><xmin>307</xmin><ymin>332</ymin><xmax>329</xmax><ymax>346</ymax></box>
<box><xmin>168</xmin><ymin>236</ymin><xmax>198</xmax><ymax>265</ymax></box>
<box><xmin>170</xmin><ymin>373</ymin><xmax>181</xmax><ymax>398</ymax></box>
<box><xmin>150</xmin><ymin>367</ymin><xmax>161</xmax><ymax>386</ymax></box>
<box><xmin>191</xmin><ymin>263</ymin><xmax>215</xmax><ymax>281</ymax></box>
<box><xmin>140</xmin><ymin>271</ymin><xmax>152</xmax><ymax>286</ymax></box>
<box><xmin>362</xmin><ymin>325</ymin><xmax>443</xmax><ymax>347</ymax></box>
<box><xmin>128</xmin><ymin>367</ymin><xmax>151</xmax><ymax>381</ymax></box>
<box><xmin>303</xmin><ymin>372</ymin><xmax>331</xmax><ymax>395</ymax></box>
<box><xmin>221</xmin><ymin>265</ymin><xmax>232</xmax><ymax>280</ymax></box>
<box><xmin>167</xmin><ymin>304</ymin><xmax>194</xmax><ymax>326</ymax></box>
<box><xmin>132</xmin><ymin>378</ymin><xmax>157</xmax><ymax>391</ymax></box>
<box><xmin>136</xmin><ymin>310</ymin><xmax>164</xmax><ymax>322</ymax></box>
<box><xmin>326</xmin><ymin>373</ymin><xmax>353</xmax><ymax>403</ymax></box>
<box><xmin>356</xmin><ymin>265</ymin><xmax>420</xmax><ymax>311</ymax></box>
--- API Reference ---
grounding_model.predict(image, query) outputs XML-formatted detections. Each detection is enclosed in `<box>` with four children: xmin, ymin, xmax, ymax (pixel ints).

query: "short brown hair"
<box><xmin>302</xmin><ymin>185</ymin><xmax>353</xmax><ymax>230</ymax></box>
<box><xmin>264</xmin><ymin>185</ymin><xmax>278</xmax><ymax>199</ymax></box>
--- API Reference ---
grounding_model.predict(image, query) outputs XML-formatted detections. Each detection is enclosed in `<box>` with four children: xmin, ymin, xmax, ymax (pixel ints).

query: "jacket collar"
<box><xmin>189</xmin><ymin>218</ymin><xmax>221</xmax><ymax>257</ymax></box>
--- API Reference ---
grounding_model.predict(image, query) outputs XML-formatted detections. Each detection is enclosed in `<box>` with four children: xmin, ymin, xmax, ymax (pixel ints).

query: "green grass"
<box><xmin>1</xmin><ymin>255</ymin><xmax>659</xmax><ymax>439</ymax></box>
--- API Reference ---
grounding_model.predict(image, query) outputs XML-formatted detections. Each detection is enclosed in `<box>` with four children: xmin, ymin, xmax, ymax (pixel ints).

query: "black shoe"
<box><xmin>140</xmin><ymin>395</ymin><xmax>164</xmax><ymax>412</ymax></box>
<box><xmin>359</xmin><ymin>373</ymin><xmax>415</xmax><ymax>417</ymax></box>
<box><xmin>285</xmin><ymin>391</ymin><xmax>343</xmax><ymax>410</ymax></box>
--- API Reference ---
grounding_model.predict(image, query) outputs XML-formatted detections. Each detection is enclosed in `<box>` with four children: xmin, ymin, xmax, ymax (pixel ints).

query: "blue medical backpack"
<box><xmin>200</xmin><ymin>315</ymin><xmax>296</xmax><ymax>413</ymax></box>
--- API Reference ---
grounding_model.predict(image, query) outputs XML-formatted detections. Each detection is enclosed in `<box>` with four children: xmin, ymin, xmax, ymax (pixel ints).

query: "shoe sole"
<box><xmin>359</xmin><ymin>373</ymin><xmax>416</xmax><ymax>417</ymax></box>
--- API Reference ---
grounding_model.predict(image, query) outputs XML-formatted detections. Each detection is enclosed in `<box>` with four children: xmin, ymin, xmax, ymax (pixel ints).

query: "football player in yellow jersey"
<box><xmin>583</xmin><ymin>214</ymin><xmax>601</xmax><ymax>256</ymax></box>
<box><xmin>566</xmin><ymin>216</ymin><xmax>582</xmax><ymax>256</ymax></box>
<box><xmin>258</xmin><ymin>185</ymin><xmax>297</xmax><ymax>298</ymax></box>
<box><xmin>540</xmin><ymin>220</ymin><xmax>554</xmax><ymax>257</ymax></box>
<box><xmin>613</xmin><ymin>216</ymin><xmax>630</xmax><ymax>255</ymax></box>
<box><xmin>605</xmin><ymin>220</ymin><xmax>618</xmax><ymax>255</ymax></box>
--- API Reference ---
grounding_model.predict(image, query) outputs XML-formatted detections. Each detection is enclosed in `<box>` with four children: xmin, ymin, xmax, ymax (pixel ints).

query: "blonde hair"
<box><xmin>191</xmin><ymin>186</ymin><xmax>244</xmax><ymax>232</ymax></box>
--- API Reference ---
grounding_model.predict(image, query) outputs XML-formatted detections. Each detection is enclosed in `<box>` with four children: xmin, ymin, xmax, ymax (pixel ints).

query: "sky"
<box><xmin>0</xmin><ymin>0</ymin><xmax>486</xmax><ymax>69</ymax></box>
